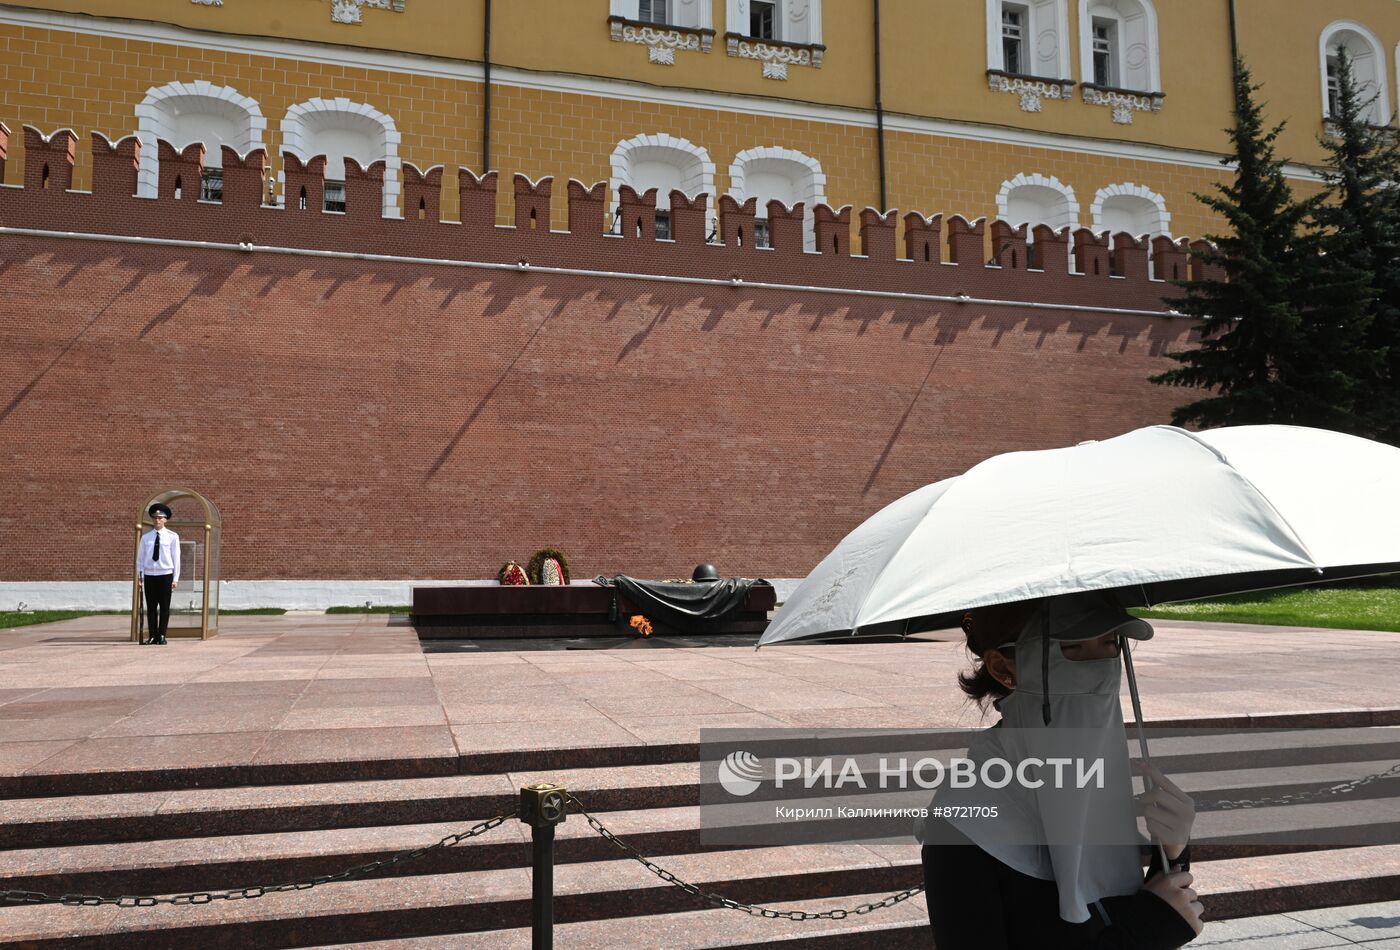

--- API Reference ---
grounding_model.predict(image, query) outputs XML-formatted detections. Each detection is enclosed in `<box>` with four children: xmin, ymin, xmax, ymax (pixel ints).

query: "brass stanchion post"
<box><xmin>520</xmin><ymin>782</ymin><xmax>567</xmax><ymax>950</ymax></box>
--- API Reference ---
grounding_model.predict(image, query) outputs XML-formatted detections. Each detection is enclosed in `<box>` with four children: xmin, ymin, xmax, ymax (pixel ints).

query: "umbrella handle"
<box><xmin>1122</xmin><ymin>634</ymin><xmax>1172</xmax><ymax>873</ymax></box>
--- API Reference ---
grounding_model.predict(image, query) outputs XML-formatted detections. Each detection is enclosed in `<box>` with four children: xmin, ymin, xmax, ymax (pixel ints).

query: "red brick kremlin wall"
<box><xmin>0</xmin><ymin>125</ymin><xmax>1204</xmax><ymax>582</ymax></box>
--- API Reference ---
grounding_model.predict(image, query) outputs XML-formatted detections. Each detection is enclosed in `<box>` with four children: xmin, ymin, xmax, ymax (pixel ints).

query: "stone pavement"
<box><xmin>1</xmin><ymin>613</ymin><xmax>1398</xmax><ymax>791</ymax></box>
<box><xmin>1</xmin><ymin>614</ymin><xmax>1399</xmax><ymax>947</ymax></box>
<box><xmin>1194</xmin><ymin>899</ymin><xmax>1400</xmax><ymax>948</ymax></box>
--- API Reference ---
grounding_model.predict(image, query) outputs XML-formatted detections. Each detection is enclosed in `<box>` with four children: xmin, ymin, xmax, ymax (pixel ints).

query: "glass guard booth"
<box><xmin>129</xmin><ymin>489</ymin><xmax>221</xmax><ymax>641</ymax></box>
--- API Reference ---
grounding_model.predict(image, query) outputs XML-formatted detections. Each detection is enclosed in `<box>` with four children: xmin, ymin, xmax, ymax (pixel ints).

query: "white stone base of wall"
<box><xmin>0</xmin><ymin>579</ymin><xmax>806</xmax><ymax>612</ymax></box>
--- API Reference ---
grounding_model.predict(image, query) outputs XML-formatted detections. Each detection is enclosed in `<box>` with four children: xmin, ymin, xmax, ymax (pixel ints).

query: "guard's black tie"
<box><xmin>152</xmin><ymin>531</ymin><xmax>160</xmax><ymax>563</ymax></box>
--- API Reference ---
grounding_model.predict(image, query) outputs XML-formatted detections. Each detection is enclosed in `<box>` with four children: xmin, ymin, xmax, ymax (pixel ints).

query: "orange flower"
<box><xmin>629</xmin><ymin>614</ymin><xmax>653</xmax><ymax>637</ymax></box>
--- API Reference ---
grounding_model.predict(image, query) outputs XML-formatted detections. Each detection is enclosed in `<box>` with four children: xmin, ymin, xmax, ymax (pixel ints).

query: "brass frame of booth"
<box><xmin>129</xmin><ymin>488</ymin><xmax>221</xmax><ymax>642</ymax></box>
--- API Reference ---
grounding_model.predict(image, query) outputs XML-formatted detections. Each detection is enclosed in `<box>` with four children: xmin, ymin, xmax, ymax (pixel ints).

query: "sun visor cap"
<box><xmin>1034</xmin><ymin>592</ymin><xmax>1155</xmax><ymax>643</ymax></box>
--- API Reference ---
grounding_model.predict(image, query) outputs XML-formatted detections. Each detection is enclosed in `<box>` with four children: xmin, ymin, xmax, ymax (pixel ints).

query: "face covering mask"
<box><xmin>929</xmin><ymin>597</ymin><xmax>1147</xmax><ymax>924</ymax></box>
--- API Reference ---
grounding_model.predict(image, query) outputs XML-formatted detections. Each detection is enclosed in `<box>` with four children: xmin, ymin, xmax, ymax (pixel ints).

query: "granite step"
<box><xmin>314</xmin><ymin>888</ymin><xmax>936</xmax><ymax>949</ymax></box>
<box><xmin>0</xmin><ymin>843</ymin><xmax>918</xmax><ymax>948</ymax></box>
<box><xmin>4</xmin><ymin>778</ymin><xmax>1397</xmax><ymax>899</ymax></box>
<box><xmin>4</xmin><ymin>709</ymin><xmax>1393</xmax><ymax>799</ymax></box>
<box><xmin>0</xmin><ymin>762</ymin><xmax>705</xmax><ymax>849</ymax></box>
<box><xmin>1191</xmin><ymin>844</ymin><xmax>1400</xmax><ymax>920</ymax></box>
<box><xmin>0</xmin><ymin>773</ymin><xmax>519</xmax><ymax>850</ymax></box>
<box><xmin>3</xmin><ymin>837</ymin><xmax>1398</xmax><ymax>949</ymax></box>
<box><xmin>0</xmin><ymin>804</ymin><xmax>728</xmax><ymax>898</ymax></box>
<box><xmin>0</xmin><ymin>738</ymin><xmax>695</xmax><ymax>799</ymax></box>
<box><xmin>317</xmin><ymin>870</ymin><xmax>1400</xmax><ymax>950</ymax></box>
<box><xmin>6</xmin><ymin>724</ymin><xmax>1396</xmax><ymax>849</ymax></box>
<box><xmin>4</xmin><ymin>720</ymin><xmax>1397</xmax><ymax>947</ymax></box>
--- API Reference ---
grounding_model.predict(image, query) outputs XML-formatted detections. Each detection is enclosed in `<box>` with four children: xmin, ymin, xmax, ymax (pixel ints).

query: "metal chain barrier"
<box><xmin>0</xmin><ymin>811</ymin><xmax>515</xmax><ymax>908</ymax></box>
<box><xmin>1211</xmin><ymin>761</ymin><xmax>1400</xmax><ymax>811</ymax></box>
<box><xmin>8</xmin><ymin>762</ymin><xmax>1398</xmax><ymax>927</ymax></box>
<box><xmin>565</xmin><ymin>794</ymin><xmax>924</xmax><ymax>921</ymax></box>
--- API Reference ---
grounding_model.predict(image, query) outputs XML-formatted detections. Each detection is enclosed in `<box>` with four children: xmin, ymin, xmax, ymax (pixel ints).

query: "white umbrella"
<box><xmin>760</xmin><ymin>424</ymin><xmax>1400</xmax><ymax>646</ymax></box>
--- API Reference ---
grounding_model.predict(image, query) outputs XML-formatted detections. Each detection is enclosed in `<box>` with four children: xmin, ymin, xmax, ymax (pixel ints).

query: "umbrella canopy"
<box><xmin>760</xmin><ymin>425</ymin><xmax>1400</xmax><ymax>646</ymax></box>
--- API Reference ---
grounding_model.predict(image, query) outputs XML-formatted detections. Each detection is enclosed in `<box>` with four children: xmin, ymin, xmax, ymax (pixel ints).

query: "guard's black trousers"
<box><xmin>143</xmin><ymin>573</ymin><xmax>173</xmax><ymax>641</ymax></box>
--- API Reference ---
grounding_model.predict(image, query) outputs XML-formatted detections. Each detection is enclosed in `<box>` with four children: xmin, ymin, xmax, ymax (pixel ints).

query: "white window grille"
<box><xmin>751</xmin><ymin>0</ymin><xmax>777</xmax><ymax>39</ymax></box>
<box><xmin>323</xmin><ymin>180</ymin><xmax>347</xmax><ymax>213</ymax></box>
<box><xmin>638</xmin><ymin>0</ymin><xmax>668</xmax><ymax>23</ymax></box>
<box><xmin>1092</xmin><ymin>19</ymin><xmax>1115</xmax><ymax>86</ymax></box>
<box><xmin>1002</xmin><ymin>5</ymin><xmax>1026</xmax><ymax>75</ymax></box>
<box><xmin>1326</xmin><ymin>56</ymin><xmax>1344</xmax><ymax>116</ymax></box>
<box><xmin>753</xmin><ymin>218</ymin><xmax>771</xmax><ymax>248</ymax></box>
<box><xmin>199</xmin><ymin>168</ymin><xmax>223</xmax><ymax>202</ymax></box>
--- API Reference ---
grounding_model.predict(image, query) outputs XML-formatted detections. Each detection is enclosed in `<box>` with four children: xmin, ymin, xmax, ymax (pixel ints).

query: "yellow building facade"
<box><xmin>1</xmin><ymin>0</ymin><xmax>1398</xmax><ymax>241</ymax></box>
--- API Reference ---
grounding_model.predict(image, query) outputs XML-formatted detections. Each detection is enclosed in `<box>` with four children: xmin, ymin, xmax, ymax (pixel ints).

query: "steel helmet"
<box><xmin>691</xmin><ymin>563</ymin><xmax>721</xmax><ymax>583</ymax></box>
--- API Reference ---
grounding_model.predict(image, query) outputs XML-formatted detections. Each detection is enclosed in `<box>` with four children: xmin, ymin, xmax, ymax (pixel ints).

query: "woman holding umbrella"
<box><xmin>921</xmin><ymin>594</ymin><xmax>1203</xmax><ymax>948</ymax></box>
<box><xmin>758</xmin><ymin>425</ymin><xmax>1400</xmax><ymax>943</ymax></box>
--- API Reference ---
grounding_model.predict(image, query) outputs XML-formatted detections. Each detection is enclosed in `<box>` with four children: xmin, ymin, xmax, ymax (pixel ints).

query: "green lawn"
<box><xmin>0</xmin><ymin>610</ymin><xmax>95</xmax><ymax>629</ymax></box>
<box><xmin>1132</xmin><ymin>586</ymin><xmax>1400</xmax><ymax>632</ymax></box>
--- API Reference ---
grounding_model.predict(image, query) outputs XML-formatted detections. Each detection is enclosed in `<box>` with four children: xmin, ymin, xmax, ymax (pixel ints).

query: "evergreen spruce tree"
<box><xmin>1151</xmin><ymin>59</ymin><xmax>1369</xmax><ymax>430</ymax></box>
<box><xmin>1314</xmin><ymin>52</ymin><xmax>1400</xmax><ymax>445</ymax></box>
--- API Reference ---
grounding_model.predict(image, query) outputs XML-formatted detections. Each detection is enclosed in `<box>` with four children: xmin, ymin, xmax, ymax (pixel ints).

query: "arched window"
<box><xmin>1078</xmin><ymin>0</ymin><xmax>1160</xmax><ymax>92</ymax></box>
<box><xmin>987</xmin><ymin>0</ymin><xmax>1070</xmax><ymax>78</ymax></box>
<box><xmin>134</xmin><ymin>82</ymin><xmax>266</xmax><ymax>200</ymax></box>
<box><xmin>998</xmin><ymin>173</ymin><xmax>1079</xmax><ymax>231</ymax></box>
<box><xmin>280</xmin><ymin>98</ymin><xmax>400</xmax><ymax>217</ymax></box>
<box><xmin>610</xmin><ymin>133</ymin><xmax>715</xmax><ymax>240</ymax></box>
<box><xmin>1319</xmin><ymin>22</ymin><xmax>1389</xmax><ymax>124</ymax></box>
<box><xmin>1091</xmin><ymin>183</ymin><xmax>1169</xmax><ymax>237</ymax></box>
<box><xmin>729</xmin><ymin>146</ymin><xmax>825</xmax><ymax>251</ymax></box>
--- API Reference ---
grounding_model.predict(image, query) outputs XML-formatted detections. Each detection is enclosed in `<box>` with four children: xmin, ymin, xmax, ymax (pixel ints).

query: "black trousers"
<box><xmin>143</xmin><ymin>573</ymin><xmax>173</xmax><ymax>641</ymax></box>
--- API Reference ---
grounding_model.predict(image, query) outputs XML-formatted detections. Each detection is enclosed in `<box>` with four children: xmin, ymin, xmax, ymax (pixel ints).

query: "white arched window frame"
<box><xmin>280</xmin><ymin>98</ymin><xmax>401</xmax><ymax>218</ymax></box>
<box><xmin>1090</xmin><ymin>182</ymin><xmax>1170</xmax><ymax>237</ymax></box>
<box><xmin>986</xmin><ymin>0</ymin><xmax>1071</xmax><ymax>78</ymax></box>
<box><xmin>998</xmin><ymin>173</ymin><xmax>1080</xmax><ymax>231</ymax></box>
<box><xmin>134</xmin><ymin>81</ymin><xmax>266</xmax><ymax>199</ymax></box>
<box><xmin>609</xmin><ymin>0</ymin><xmax>712</xmax><ymax>29</ymax></box>
<box><xmin>610</xmin><ymin>133</ymin><xmax>716</xmax><ymax>240</ymax></box>
<box><xmin>1318</xmin><ymin>21</ymin><xmax>1390</xmax><ymax>125</ymax></box>
<box><xmin>1078</xmin><ymin>0</ymin><xmax>1160</xmax><ymax>92</ymax></box>
<box><xmin>729</xmin><ymin>146</ymin><xmax>825</xmax><ymax>252</ymax></box>
<box><xmin>724</xmin><ymin>0</ymin><xmax>822</xmax><ymax>45</ymax></box>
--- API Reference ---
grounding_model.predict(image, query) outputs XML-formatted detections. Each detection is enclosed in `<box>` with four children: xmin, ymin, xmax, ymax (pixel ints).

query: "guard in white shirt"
<box><xmin>137</xmin><ymin>503</ymin><xmax>180</xmax><ymax>645</ymax></box>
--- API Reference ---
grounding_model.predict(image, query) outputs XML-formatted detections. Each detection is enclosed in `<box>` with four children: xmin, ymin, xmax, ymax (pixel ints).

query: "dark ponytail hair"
<box><xmin>958</xmin><ymin>654</ymin><xmax>1012</xmax><ymax>708</ymax></box>
<box><xmin>958</xmin><ymin>600</ymin><xmax>1041</xmax><ymax>710</ymax></box>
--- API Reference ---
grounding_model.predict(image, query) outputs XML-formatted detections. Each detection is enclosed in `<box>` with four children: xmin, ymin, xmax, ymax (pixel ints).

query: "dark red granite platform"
<box><xmin>410</xmin><ymin>583</ymin><xmax>776</xmax><ymax>638</ymax></box>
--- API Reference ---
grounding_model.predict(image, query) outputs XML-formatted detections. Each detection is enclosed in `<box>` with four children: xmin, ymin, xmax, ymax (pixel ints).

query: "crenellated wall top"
<box><xmin>0</xmin><ymin>124</ymin><xmax>1222</xmax><ymax>313</ymax></box>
